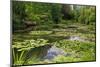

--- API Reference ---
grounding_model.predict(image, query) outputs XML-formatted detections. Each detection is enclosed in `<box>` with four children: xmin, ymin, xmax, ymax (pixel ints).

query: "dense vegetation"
<box><xmin>12</xmin><ymin>1</ymin><xmax>96</xmax><ymax>66</ymax></box>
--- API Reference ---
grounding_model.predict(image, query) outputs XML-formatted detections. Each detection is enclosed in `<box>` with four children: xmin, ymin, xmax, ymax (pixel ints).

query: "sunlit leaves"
<box><xmin>29</xmin><ymin>31</ymin><xmax>52</xmax><ymax>35</ymax></box>
<box><xmin>54</xmin><ymin>40</ymin><xmax>95</xmax><ymax>52</ymax></box>
<box><xmin>13</xmin><ymin>39</ymin><xmax>49</xmax><ymax>51</ymax></box>
<box><xmin>53</xmin><ymin>40</ymin><xmax>95</xmax><ymax>62</ymax></box>
<box><xmin>74</xmin><ymin>6</ymin><xmax>96</xmax><ymax>24</ymax></box>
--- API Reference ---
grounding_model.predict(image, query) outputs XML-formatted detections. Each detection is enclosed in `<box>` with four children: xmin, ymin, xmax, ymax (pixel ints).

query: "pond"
<box><xmin>21</xmin><ymin>36</ymin><xmax>84</xmax><ymax>60</ymax></box>
<box><xmin>22</xmin><ymin>45</ymin><xmax>67</xmax><ymax>62</ymax></box>
<box><xmin>23</xmin><ymin>36</ymin><xmax>85</xmax><ymax>62</ymax></box>
<box><xmin>13</xmin><ymin>33</ymin><xmax>95</xmax><ymax>65</ymax></box>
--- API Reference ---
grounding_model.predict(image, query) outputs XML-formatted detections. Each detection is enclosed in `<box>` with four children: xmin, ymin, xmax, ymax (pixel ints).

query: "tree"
<box><xmin>73</xmin><ymin>6</ymin><xmax>96</xmax><ymax>25</ymax></box>
<box><xmin>61</xmin><ymin>4</ymin><xmax>72</xmax><ymax>19</ymax></box>
<box><xmin>12</xmin><ymin>1</ymin><xmax>26</xmax><ymax>30</ymax></box>
<box><xmin>51</xmin><ymin>4</ymin><xmax>62</xmax><ymax>24</ymax></box>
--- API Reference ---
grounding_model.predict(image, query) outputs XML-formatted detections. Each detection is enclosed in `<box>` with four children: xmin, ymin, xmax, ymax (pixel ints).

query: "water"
<box><xmin>69</xmin><ymin>36</ymin><xmax>85</xmax><ymax>41</ymax></box>
<box><xmin>24</xmin><ymin>36</ymin><xmax>85</xmax><ymax>61</ymax></box>
<box><xmin>44</xmin><ymin>46</ymin><xmax>66</xmax><ymax>60</ymax></box>
<box><xmin>42</xmin><ymin>36</ymin><xmax>85</xmax><ymax>60</ymax></box>
<box><xmin>20</xmin><ymin>45</ymin><xmax>67</xmax><ymax>62</ymax></box>
<box><xmin>17</xmin><ymin>36</ymin><xmax>86</xmax><ymax>64</ymax></box>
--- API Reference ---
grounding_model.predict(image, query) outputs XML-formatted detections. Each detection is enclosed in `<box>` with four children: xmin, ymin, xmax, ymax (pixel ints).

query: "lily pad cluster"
<box><xmin>12</xmin><ymin>39</ymin><xmax>49</xmax><ymax>51</ymax></box>
<box><xmin>54</xmin><ymin>40</ymin><xmax>95</xmax><ymax>52</ymax></box>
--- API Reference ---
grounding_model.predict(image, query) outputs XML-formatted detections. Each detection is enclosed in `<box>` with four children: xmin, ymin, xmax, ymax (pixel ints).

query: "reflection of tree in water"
<box><xmin>23</xmin><ymin>44</ymin><xmax>52</xmax><ymax>64</ymax></box>
<box><xmin>44</xmin><ymin>46</ymin><xmax>66</xmax><ymax>60</ymax></box>
<box><xmin>23</xmin><ymin>44</ymin><xmax>67</xmax><ymax>64</ymax></box>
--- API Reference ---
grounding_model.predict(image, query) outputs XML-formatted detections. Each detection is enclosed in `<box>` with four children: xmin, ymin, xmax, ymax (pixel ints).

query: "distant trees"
<box><xmin>61</xmin><ymin>4</ymin><xmax>73</xmax><ymax>19</ymax></box>
<box><xmin>51</xmin><ymin>4</ymin><xmax>62</xmax><ymax>24</ymax></box>
<box><xmin>73</xmin><ymin>6</ymin><xmax>96</xmax><ymax>25</ymax></box>
<box><xmin>12</xmin><ymin>1</ymin><xmax>96</xmax><ymax>31</ymax></box>
<box><xmin>12</xmin><ymin>1</ymin><xmax>26</xmax><ymax>30</ymax></box>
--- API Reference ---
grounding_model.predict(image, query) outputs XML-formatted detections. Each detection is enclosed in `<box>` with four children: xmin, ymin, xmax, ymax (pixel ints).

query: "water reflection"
<box><xmin>69</xmin><ymin>36</ymin><xmax>85</xmax><ymax>41</ymax></box>
<box><xmin>44</xmin><ymin>46</ymin><xmax>66</xmax><ymax>60</ymax></box>
<box><xmin>23</xmin><ymin>36</ymin><xmax>85</xmax><ymax>62</ymax></box>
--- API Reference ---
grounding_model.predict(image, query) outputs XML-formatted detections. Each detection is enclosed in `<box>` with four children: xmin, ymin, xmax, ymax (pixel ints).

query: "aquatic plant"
<box><xmin>12</xmin><ymin>39</ymin><xmax>49</xmax><ymax>65</ymax></box>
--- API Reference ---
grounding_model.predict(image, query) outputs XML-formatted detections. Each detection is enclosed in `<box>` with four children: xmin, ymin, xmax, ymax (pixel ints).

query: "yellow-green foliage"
<box><xmin>13</xmin><ymin>39</ymin><xmax>49</xmax><ymax>51</ymax></box>
<box><xmin>53</xmin><ymin>40</ymin><xmax>95</xmax><ymax>62</ymax></box>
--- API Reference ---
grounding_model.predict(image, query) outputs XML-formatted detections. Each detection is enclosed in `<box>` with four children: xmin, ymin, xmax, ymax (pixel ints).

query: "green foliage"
<box><xmin>13</xmin><ymin>39</ymin><xmax>49</xmax><ymax>51</ymax></box>
<box><xmin>12</xmin><ymin>39</ymin><xmax>49</xmax><ymax>65</ymax></box>
<box><xmin>12</xmin><ymin>1</ymin><xmax>96</xmax><ymax>65</ymax></box>
<box><xmin>12</xmin><ymin>1</ymin><xmax>96</xmax><ymax>31</ymax></box>
<box><xmin>24</xmin><ymin>2</ymin><xmax>52</xmax><ymax>24</ymax></box>
<box><xmin>29</xmin><ymin>31</ymin><xmax>52</xmax><ymax>35</ymax></box>
<box><xmin>53</xmin><ymin>40</ymin><xmax>95</xmax><ymax>62</ymax></box>
<box><xmin>12</xmin><ymin>1</ymin><xmax>26</xmax><ymax>30</ymax></box>
<box><xmin>51</xmin><ymin>4</ymin><xmax>62</xmax><ymax>24</ymax></box>
<box><xmin>12</xmin><ymin>1</ymin><xmax>52</xmax><ymax>31</ymax></box>
<box><xmin>53</xmin><ymin>55</ymin><xmax>81</xmax><ymax>63</ymax></box>
<box><xmin>81</xmin><ymin>50</ymin><xmax>96</xmax><ymax>61</ymax></box>
<box><xmin>54</xmin><ymin>40</ymin><xmax>95</xmax><ymax>52</ymax></box>
<box><xmin>74</xmin><ymin>6</ymin><xmax>96</xmax><ymax>24</ymax></box>
<box><xmin>12</xmin><ymin>49</ymin><xmax>26</xmax><ymax>65</ymax></box>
